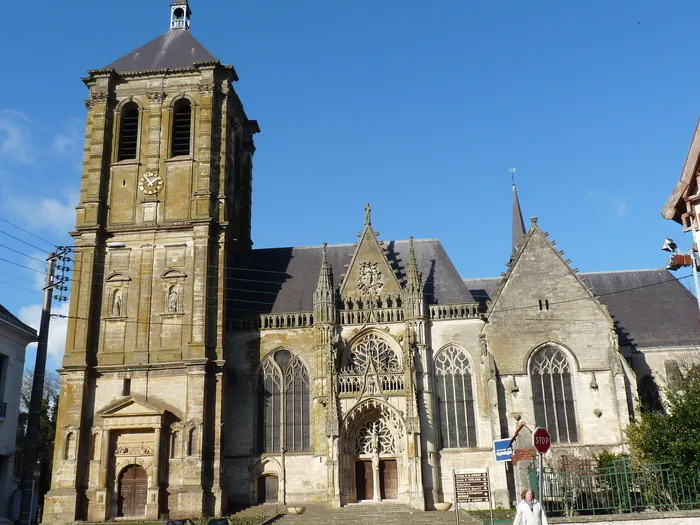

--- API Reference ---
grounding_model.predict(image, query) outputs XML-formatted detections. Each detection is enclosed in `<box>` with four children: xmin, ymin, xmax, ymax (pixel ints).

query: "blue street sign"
<box><xmin>493</xmin><ymin>438</ymin><xmax>514</xmax><ymax>462</ymax></box>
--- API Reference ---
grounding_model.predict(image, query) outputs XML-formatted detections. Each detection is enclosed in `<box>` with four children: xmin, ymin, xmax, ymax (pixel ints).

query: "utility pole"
<box><xmin>19</xmin><ymin>249</ymin><xmax>69</xmax><ymax>525</ymax></box>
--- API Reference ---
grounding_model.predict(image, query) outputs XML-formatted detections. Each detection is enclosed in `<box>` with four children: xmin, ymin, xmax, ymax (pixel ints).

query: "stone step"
<box><xmin>277</xmin><ymin>503</ymin><xmax>465</xmax><ymax>525</ymax></box>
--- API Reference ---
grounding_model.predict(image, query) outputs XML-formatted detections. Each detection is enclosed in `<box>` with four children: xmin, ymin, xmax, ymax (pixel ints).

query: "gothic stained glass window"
<box><xmin>356</xmin><ymin>419</ymin><xmax>395</xmax><ymax>456</ymax></box>
<box><xmin>529</xmin><ymin>346</ymin><xmax>578</xmax><ymax>443</ymax></box>
<box><xmin>435</xmin><ymin>345</ymin><xmax>477</xmax><ymax>449</ymax></box>
<box><xmin>344</xmin><ymin>333</ymin><xmax>401</xmax><ymax>374</ymax></box>
<box><xmin>258</xmin><ymin>350</ymin><xmax>310</xmax><ymax>453</ymax></box>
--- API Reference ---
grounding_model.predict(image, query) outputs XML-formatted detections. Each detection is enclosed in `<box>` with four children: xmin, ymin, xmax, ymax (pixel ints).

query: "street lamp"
<box><xmin>661</xmin><ymin>238</ymin><xmax>700</xmax><ymax>312</ymax></box>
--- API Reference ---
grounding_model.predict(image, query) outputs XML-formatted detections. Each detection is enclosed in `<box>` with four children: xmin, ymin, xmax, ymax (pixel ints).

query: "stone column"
<box><xmin>89</xmin><ymin>429</ymin><xmax>110</xmax><ymax>522</ymax></box>
<box><xmin>372</xmin><ymin>454</ymin><xmax>381</xmax><ymax>502</ymax></box>
<box><xmin>146</xmin><ymin>427</ymin><xmax>161</xmax><ymax>519</ymax></box>
<box><xmin>211</xmin><ymin>365</ymin><xmax>226</xmax><ymax>515</ymax></box>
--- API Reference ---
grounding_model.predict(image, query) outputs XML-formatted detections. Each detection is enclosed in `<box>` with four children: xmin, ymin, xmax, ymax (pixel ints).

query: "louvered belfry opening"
<box><xmin>171</xmin><ymin>99</ymin><xmax>192</xmax><ymax>157</ymax></box>
<box><xmin>117</xmin><ymin>102</ymin><xmax>139</xmax><ymax>161</ymax></box>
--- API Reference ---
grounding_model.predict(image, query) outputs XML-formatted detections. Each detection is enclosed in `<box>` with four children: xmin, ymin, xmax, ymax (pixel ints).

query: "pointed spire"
<box><xmin>512</xmin><ymin>184</ymin><xmax>526</xmax><ymax>253</ymax></box>
<box><xmin>314</xmin><ymin>242</ymin><xmax>336</xmax><ymax>324</ymax></box>
<box><xmin>403</xmin><ymin>237</ymin><xmax>425</xmax><ymax>319</ymax></box>
<box><xmin>406</xmin><ymin>237</ymin><xmax>423</xmax><ymax>294</ymax></box>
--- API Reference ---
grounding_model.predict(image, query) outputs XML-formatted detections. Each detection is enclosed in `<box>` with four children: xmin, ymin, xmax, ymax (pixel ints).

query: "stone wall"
<box><xmin>550</xmin><ymin>511</ymin><xmax>700</xmax><ymax>525</ymax></box>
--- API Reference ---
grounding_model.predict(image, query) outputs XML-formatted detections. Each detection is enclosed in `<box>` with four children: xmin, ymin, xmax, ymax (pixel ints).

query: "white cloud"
<box><xmin>0</xmin><ymin>109</ymin><xmax>36</xmax><ymax>165</ymax></box>
<box><xmin>586</xmin><ymin>189</ymin><xmax>628</xmax><ymax>218</ymax></box>
<box><xmin>52</xmin><ymin>118</ymin><xmax>83</xmax><ymax>155</ymax></box>
<box><xmin>4</xmin><ymin>191</ymin><xmax>79</xmax><ymax>238</ymax></box>
<box><xmin>19</xmin><ymin>301</ymin><xmax>70</xmax><ymax>358</ymax></box>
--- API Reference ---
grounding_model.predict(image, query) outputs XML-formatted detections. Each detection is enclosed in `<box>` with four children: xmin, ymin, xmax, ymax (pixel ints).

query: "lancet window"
<box><xmin>529</xmin><ymin>346</ymin><xmax>578</xmax><ymax>443</ymax></box>
<box><xmin>435</xmin><ymin>345</ymin><xmax>477</xmax><ymax>449</ymax></box>
<box><xmin>258</xmin><ymin>349</ymin><xmax>310</xmax><ymax>453</ymax></box>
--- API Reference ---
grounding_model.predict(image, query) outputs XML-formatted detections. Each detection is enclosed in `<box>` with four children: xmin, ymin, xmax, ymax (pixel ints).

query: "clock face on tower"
<box><xmin>139</xmin><ymin>171</ymin><xmax>164</xmax><ymax>195</ymax></box>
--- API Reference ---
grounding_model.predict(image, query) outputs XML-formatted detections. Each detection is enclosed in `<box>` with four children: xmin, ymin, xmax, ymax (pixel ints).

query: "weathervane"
<box><xmin>510</xmin><ymin>167</ymin><xmax>517</xmax><ymax>185</ymax></box>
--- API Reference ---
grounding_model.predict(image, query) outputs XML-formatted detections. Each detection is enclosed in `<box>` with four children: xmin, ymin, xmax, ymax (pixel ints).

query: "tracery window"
<box><xmin>435</xmin><ymin>345</ymin><xmax>477</xmax><ymax>449</ymax></box>
<box><xmin>258</xmin><ymin>349</ymin><xmax>310</xmax><ymax>453</ymax></box>
<box><xmin>344</xmin><ymin>333</ymin><xmax>401</xmax><ymax>374</ymax></box>
<box><xmin>117</xmin><ymin>102</ymin><xmax>139</xmax><ymax>161</ymax></box>
<box><xmin>356</xmin><ymin>419</ymin><xmax>395</xmax><ymax>456</ymax></box>
<box><xmin>529</xmin><ymin>346</ymin><xmax>578</xmax><ymax>443</ymax></box>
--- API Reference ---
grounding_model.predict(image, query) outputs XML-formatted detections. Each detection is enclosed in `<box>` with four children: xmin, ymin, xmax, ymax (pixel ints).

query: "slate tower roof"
<box><xmin>102</xmin><ymin>1</ymin><xmax>222</xmax><ymax>75</ymax></box>
<box><xmin>105</xmin><ymin>30</ymin><xmax>218</xmax><ymax>73</ymax></box>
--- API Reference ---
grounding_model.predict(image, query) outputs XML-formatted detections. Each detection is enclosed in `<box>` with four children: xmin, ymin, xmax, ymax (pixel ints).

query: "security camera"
<box><xmin>661</xmin><ymin>238</ymin><xmax>677</xmax><ymax>252</ymax></box>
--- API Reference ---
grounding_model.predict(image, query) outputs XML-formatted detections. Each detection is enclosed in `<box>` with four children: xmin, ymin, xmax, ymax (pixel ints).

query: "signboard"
<box><xmin>454</xmin><ymin>468</ymin><xmax>490</xmax><ymax>503</ymax></box>
<box><xmin>533</xmin><ymin>427</ymin><xmax>551</xmax><ymax>454</ymax></box>
<box><xmin>493</xmin><ymin>438</ymin><xmax>514</xmax><ymax>463</ymax></box>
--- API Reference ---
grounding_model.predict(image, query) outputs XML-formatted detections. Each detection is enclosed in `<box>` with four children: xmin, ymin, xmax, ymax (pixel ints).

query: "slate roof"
<box><xmin>230</xmin><ymin>239</ymin><xmax>474</xmax><ymax>316</ymax></box>
<box><xmin>464</xmin><ymin>269</ymin><xmax>700</xmax><ymax>349</ymax></box>
<box><xmin>0</xmin><ymin>304</ymin><xmax>37</xmax><ymax>338</ymax></box>
<box><xmin>105</xmin><ymin>30</ymin><xmax>218</xmax><ymax>73</ymax></box>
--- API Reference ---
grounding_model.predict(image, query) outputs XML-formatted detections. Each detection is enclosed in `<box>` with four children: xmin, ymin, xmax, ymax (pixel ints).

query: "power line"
<box><xmin>488</xmin><ymin>274</ymin><xmax>694</xmax><ymax>315</ymax></box>
<box><xmin>0</xmin><ymin>216</ymin><xmax>57</xmax><ymax>249</ymax></box>
<box><xmin>0</xmin><ymin>243</ymin><xmax>46</xmax><ymax>265</ymax></box>
<box><xmin>0</xmin><ymin>229</ymin><xmax>51</xmax><ymax>254</ymax></box>
<box><xmin>0</xmin><ymin>272</ymin><xmax>39</xmax><ymax>284</ymax></box>
<box><xmin>0</xmin><ymin>281</ymin><xmax>41</xmax><ymax>294</ymax></box>
<box><xmin>0</xmin><ymin>256</ymin><xmax>46</xmax><ymax>275</ymax></box>
<box><xmin>52</xmin><ymin>273</ymin><xmax>695</xmax><ymax>329</ymax></box>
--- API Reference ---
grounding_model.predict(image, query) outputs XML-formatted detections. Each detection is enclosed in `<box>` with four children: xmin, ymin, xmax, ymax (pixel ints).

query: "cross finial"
<box><xmin>510</xmin><ymin>167</ymin><xmax>517</xmax><ymax>185</ymax></box>
<box><xmin>364</xmin><ymin>203</ymin><xmax>372</xmax><ymax>226</ymax></box>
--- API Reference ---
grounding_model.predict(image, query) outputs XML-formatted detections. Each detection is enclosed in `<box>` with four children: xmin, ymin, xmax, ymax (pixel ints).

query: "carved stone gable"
<box><xmin>96</xmin><ymin>397</ymin><xmax>166</xmax><ymax>430</ymax></box>
<box><xmin>339</xmin><ymin>223</ymin><xmax>403</xmax><ymax>298</ymax></box>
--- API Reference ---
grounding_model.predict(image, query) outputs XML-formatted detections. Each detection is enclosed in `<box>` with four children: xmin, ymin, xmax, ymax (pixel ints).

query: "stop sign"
<box><xmin>533</xmin><ymin>427</ymin><xmax>551</xmax><ymax>454</ymax></box>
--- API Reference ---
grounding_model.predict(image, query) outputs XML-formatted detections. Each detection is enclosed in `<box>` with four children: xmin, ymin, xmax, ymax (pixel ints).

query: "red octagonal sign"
<box><xmin>533</xmin><ymin>427</ymin><xmax>551</xmax><ymax>454</ymax></box>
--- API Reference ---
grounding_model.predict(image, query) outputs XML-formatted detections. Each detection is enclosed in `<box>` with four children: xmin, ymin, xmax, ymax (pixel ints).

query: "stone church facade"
<box><xmin>43</xmin><ymin>2</ymin><xmax>700</xmax><ymax>522</ymax></box>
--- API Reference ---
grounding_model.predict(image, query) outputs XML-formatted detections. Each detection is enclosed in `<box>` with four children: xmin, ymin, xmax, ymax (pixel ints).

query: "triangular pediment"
<box><xmin>487</xmin><ymin>219</ymin><xmax>610</xmax><ymax>322</ymax></box>
<box><xmin>97</xmin><ymin>396</ymin><xmax>166</xmax><ymax>418</ymax></box>
<box><xmin>339</xmin><ymin>218</ymin><xmax>403</xmax><ymax>299</ymax></box>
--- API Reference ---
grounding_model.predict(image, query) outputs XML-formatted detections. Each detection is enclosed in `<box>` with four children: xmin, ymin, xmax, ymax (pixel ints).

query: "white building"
<box><xmin>0</xmin><ymin>304</ymin><xmax>37</xmax><ymax>523</ymax></box>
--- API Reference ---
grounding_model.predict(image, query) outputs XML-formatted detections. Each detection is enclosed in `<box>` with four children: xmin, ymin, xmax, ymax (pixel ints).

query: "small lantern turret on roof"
<box><xmin>171</xmin><ymin>0</ymin><xmax>192</xmax><ymax>31</ymax></box>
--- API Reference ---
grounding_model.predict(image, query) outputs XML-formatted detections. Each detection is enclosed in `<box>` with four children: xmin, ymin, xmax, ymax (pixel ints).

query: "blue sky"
<box><xmin>0</xmin><ymin>0</ymin><xmax>698</xmax><ymax>370</ymax></box>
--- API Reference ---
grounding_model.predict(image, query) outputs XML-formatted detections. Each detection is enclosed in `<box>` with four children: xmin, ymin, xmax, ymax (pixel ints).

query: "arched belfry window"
<box><xmin>171</xmin><ymin>98</ymin><xmax>192</xmax><ymax>157</ymax></box>
<box><xmin>258</xmin><ymin>349</ymin><xmax>310</xmax><ymax>453</ymax></box>
<box><xmin>529</xmin><ymin>346</ymin><xmax>578</xmax><ymax>443</ymax></box>
<box><xmin>117</xmin><ymin>102</ymin><xmax>139</xmax><ymax>161</ymax></box>
<box><xmin>435</xmin><ymin>345</ymin><xmax>477</xmax><ymax>449</ymax></box>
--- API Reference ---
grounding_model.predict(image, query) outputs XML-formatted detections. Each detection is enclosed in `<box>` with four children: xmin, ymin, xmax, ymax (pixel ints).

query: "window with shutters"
<box><xmin>529</xmin><ymin>346</ymin><xmax>578</xmax><ymax>443</ymax></box>
<box><xmin>435</xmin><ymin>345</ymin><xmax>477</xmax><ymax>449</ymax></box>
<box><xmin>258</xmin><ymin>349</ymin><xmax>310</xmax><ymax>453</ymax></box>
<box><xmin>171</xmin><ymin>98</ymin><xmax>192</xmax><ymax>157</ymax></box>
<box><xmin>117</xmin><ymin>102</ymin><xmax>139</xmax><ymax>161</ymax></box>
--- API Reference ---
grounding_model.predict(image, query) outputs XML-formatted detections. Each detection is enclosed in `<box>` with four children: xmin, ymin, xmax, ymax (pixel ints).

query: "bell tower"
<box><xmin>43</xmin><ymin>2</ymin><xmax>258</xmax><ymax>522</ymax></box>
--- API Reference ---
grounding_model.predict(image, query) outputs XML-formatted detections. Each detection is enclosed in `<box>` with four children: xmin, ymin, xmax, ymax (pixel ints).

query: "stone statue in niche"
<box><xmin>112</xmin><ymin>290</ymin><xmax>122</xmax><ymax>317</ymax></box>
<box><xmin>168</xmin><ymin>286</ymin><xmax>179</xmax><ymax>313</ymax></box>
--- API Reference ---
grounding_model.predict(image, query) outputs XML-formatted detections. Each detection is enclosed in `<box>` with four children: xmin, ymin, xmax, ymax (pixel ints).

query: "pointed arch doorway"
<box><xmin>354</xmin><ymin>418</ymin><xmax>398</xmax><ymax>501</ymax></box>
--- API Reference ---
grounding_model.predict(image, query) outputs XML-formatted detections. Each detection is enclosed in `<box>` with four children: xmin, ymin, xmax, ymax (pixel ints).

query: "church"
<box><xmin>43</xmin><ymin>2</ymin><xmax>700</xmax><ymax>522</ymax></box>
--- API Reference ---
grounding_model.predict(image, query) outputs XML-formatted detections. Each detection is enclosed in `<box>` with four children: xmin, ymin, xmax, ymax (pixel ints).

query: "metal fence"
<box><xmin>530</xmin><ymin>459</ymin><xmax>700</xmax><ymax>516</ymax></box>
